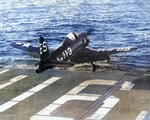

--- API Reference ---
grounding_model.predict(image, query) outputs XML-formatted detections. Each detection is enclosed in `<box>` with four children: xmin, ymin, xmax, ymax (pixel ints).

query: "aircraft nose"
<box><xmin>78</xmin><ymin>32</ymin><xmax>90</xmax><ymax>44</ymax></box>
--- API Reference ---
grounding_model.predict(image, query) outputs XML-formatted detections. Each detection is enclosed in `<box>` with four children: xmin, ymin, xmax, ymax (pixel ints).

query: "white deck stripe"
<box><xmin>120</xmin><ymin>81</ymin><xmax>135</xmax><ymax>91</ymax></box>
<box><xmin>33</xmin><ymin>94</ymin><xmax>99</xmax><ymax>117</ymax></box>
<box><xmin>12</xmin><ymin>92</ymin><xmax>34</xmax><ymax>101</ymax></box>
<box><xmin>135</xmin><ymin>111</ymin><xmax>148</xmax><ymax>120</ymax></box>
<box><xmin>0</xmin><ymin>75</ymin><xmax>28</xmax><ymax>90</ymax></box>
<box><xmin>67</xmin><ymin>79</ymin><xmax>117</xmax><ymax>95</ymax></box>
<box><xmin>102</xmin><ymin>97</ymin><xmax>120</xmax><ymax>108</ymax></box>
<box><xmin>30</xmin><ymin>79</ymin><xmax>119</xmax><ymax>120</ymax></box>
<box><xmin>0</xmin><ymin>77</ymin><xmax>61</xmax><ymax>112</ymax></box>
<box><xmin>0</xmin><ymin>69</ymin><xmax>10</xmax><ymax>74</ymax></box>
<box><xmin>85</xmin><ymin>108</ymin><xmax>111</xmax><ymax>120</ymax></box>
<box><xmin>30</xmin><ymin>116</ymin><xmax>74</xmax><ymax>120</ymax></box>
<box><xmin>79</xmin><ymin>79</ymin><xmax>117</xmax><ymax>86</ymax></box>
<box><xmin>0</xmin><ymin>101</ymin><xmax>18</xmax><ymax>112</ymax></box>
<box><xmin>85</xmin><ymin>97</ymin><xmax>120</xmax><ymax>120</ymax></box>
<box><xmin>0</xmin><ymin>82</ymin><xmax>12</xmax><ymax>89</ymax></box>
<box><xmin>37</xmin><ymin>104</ymin><xmax>61</xmax><ymax>116</ymax></box>
<box><xmin>28</xmin><ymin>84</ymin><xmax>49</xmax><ymax>92</ymax></box>
<box><xmin>53</xmin><ymin>94</ymin><xmax>99</xmax><ymax>104</ymax></box>
<box><xmin>67</xmin><ymin>86</ymin><xmax>86</xmax><ymax>95</ymax></box>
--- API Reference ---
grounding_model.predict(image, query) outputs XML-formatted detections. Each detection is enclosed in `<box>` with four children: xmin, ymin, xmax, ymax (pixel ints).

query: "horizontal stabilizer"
<box><xmin>39</xmin><ymin>60</ymin><xmax>75</xmax><ymax>68</ymax></box>
<box><xmin>36</xmin><ymin>60</ymin><xmax>75</xmax><ymax>73</ymax></box>
<box><xmin>10</xmin><ymin>41</ymin><xmax>40</xmax><ymax>58</ymax></box>
<box><xmin>47</xmin><ymin>60</ymin><xmax>75</xmax><ymax>67</ymax></box>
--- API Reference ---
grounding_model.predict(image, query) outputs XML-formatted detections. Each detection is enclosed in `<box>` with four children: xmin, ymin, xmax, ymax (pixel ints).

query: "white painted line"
<box><xmin>37</xmin><ymin>104</ymin><xmax>61</xmax><ymax>116</ymax></box>
<box><xmin>120</xmin><ymin>81</ymin><xmax>135</xmax><ymax>91</ymax></box>
<box><xmin>30</xmin><ymin>79</ymin><xmax>119</xmax><ymax>120</ymax></box>
<box><xmin>30</xmin><ymin>116</ymin><xmax>74</xmax><ymax>120</ymax></box>
<box><xmin>86</xmin><ymin>97</ymin><xmax>120</xmax><ymax>120</ymax></box>
<box><xmin>67</xmin><ymin>79</ymin><xmax>117</xmax><ymax>95</ymax></box>
<box><xmin>0</xmin><ymin>75</ymin><xmax>27</xmax><ymax>90</ymax></box>
<box><xmin>0</xmin><ymin>69</ymin><xmax>10</xmax><ymax>74</ymax></box>
<box><xmin>67</xmin><ymin>86</ymin><xmax>86</xmax><ymax>95</ymax></box>
<box><xmin>85</xmin><ymin>108</ymin><xmax>111</xmax><ymax>120</ymax></box>
<box><xmin>12</xmin><ymin>92</ymin><xmax>34</xmax><ymax>101</ymax></box>
<box><xmin>0</xmin><ymin>82</ymin><xmax>12</xmax><ymax>89</ymax></box>
<box><xmin>29</xmin><ymin>77</ymin><xmax>61</xmax><ymax>92</ymax></box>
<box><xmin>79</xmin><ymin>79</ymin><xmax>117</xmax><ymax>86</ymax></box>
<box><xmin>31</xmin><ymin>94</ymin><xmax>99</xmax><ymax>119</ymax></box>
<box><xmin>135</xmin><ymin>111</ymin><xmax>148</xmax><ymax>120</ymax></box>
<box><xmin>28</xmin><ymin>84</ymin><xmax>49</xmax><ymax>92</ymax></box>
<box><xmin>42</xmin><ymin>77</ymin><xmax>61</xmax><ymax>84</ymax></box>
<box><xmin>10</xmin><ymin>75</ymin><xmax>27</xmax><ymax>82</ymax></box>
<box><xmin>79</xmin><ymin>94</ymin><xmax>101</xmax><ymax>97</ymax></box>
<box><xmin>53</xmin><ymin>94</ymin><xmax>99</xmax><ymax>105</ymax></box>
<box><xmin>0</xmin><ymin>101</ymin><xmax>18</xmax><ymax>112</ymax></box>
<box><xmin>0</xmin><ymin>77</ymin><xmax>61</xmax><ymax>112</ymax></box>
<box><xmin>102</xmin><ymin>97</ymin><xmax>120</xmax><ymax>108</ymax></box>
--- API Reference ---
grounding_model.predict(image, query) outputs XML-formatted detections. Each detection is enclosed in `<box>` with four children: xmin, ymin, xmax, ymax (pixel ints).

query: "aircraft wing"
<box><xmin>10</xmin><ymin>40</ymin><xmax>137</xmax><ymax>64</ymax></box>
<box><xmin>71</xmin><ymin>46</ymin><xmax>137</xmax><ymax>63</ymax></box>
<box><xmin>10</xmin><ymin>41</ymin><xmax>40</xmax><ymax>58</ymax></box>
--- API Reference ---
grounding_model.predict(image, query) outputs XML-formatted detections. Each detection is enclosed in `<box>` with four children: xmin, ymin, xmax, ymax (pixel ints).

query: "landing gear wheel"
<box><xmin>91</xmin><ymin>62</ymin><xmax>96</xmax><ymax>72</ymax></box>
<box><xmin>107</xmin><ymin>56</ymin><xmax>110</xmax><ymax>63</ymax></box>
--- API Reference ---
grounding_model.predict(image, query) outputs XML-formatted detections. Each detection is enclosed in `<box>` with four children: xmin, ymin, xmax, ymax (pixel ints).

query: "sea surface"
<box><xmin>0</xmin><ymin>0</ymin><xmax>150</xmax><ymax>73</ymax></box>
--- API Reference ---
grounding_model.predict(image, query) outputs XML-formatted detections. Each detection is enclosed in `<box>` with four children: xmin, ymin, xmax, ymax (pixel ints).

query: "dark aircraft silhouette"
<box><xmin>10</xmin><ymin>32</ymin><xmax>137</xmax><ymax>73</ymax></box>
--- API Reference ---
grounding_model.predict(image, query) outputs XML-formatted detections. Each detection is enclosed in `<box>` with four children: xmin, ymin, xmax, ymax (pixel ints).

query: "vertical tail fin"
<box><xmin>39</xmin><ymin>36</ymin><xmax>50</xmax><ymax>61</ymax></box>
<box><xmin>36</xmin><ymin>36</ymin><xmax>51</xmax><ymax>73</ymax></box>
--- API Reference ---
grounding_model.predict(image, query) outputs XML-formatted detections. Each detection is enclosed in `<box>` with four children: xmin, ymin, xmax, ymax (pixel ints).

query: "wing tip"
<box><xmin>130</xmin><ymin>46</ymin><xmax>138</xmax><ymax>51</ymax></box>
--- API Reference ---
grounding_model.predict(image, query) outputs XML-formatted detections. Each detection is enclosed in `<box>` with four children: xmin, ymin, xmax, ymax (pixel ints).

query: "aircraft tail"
<box><xmin>39</xmin><ymin>36</ymin><xmax>50</xmax><ymax>61</ymax></box>
<box><xmin>36</xmin><ymin>36</ymin><xmax>51</xmax><ymax>73</ymax></box>
<box><xmin>36</xmin><ymin>36</ymin><xmax>75</xmax><ymax>73</ymax></box>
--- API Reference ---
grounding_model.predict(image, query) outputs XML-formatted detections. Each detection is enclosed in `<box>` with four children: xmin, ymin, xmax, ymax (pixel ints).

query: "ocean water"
<box><xmin>0</xmin><ymin>0</ymin><xmax>150</xmax><ymax>73</ymax></box>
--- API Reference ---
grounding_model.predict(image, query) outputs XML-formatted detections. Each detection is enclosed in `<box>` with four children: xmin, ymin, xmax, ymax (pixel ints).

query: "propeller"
<box><xmin>83</xmin><ymin>28</ymin><xmax>95</xmax><ymax>36</ymax></box>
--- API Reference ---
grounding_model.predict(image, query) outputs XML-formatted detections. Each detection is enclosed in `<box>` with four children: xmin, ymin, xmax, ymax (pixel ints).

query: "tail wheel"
<box><xmin>36</xmin><ymin>69</ymin><xmax>41</xmax><ymax>74</ymax></box>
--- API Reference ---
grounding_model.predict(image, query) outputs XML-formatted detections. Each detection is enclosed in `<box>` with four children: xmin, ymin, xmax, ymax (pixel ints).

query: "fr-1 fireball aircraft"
<box><xmin>10</xmin><ymin>32</ymin><xmax>137</xmax><ymax>73</ymax></box>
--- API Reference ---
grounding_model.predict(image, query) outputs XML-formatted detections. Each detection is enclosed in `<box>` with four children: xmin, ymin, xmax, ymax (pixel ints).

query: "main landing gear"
<box><xmin>106</xmin><ymin>56</ymin><xmax>110</xmax><ymax>63</ymax></box>
<box><xmin>91</xmin><ymin>62</ymin><xmax>96</xmax><ymax>72</ymax></box>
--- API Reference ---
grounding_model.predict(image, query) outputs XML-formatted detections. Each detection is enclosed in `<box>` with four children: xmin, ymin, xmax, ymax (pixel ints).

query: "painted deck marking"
<box><xmin>85</xmin><ymin>97</ymin><xmax>120</xmax><ymax>120</ymax></box>
<box><xmin>0</xmin><ymin>101</ymin><xmax>18</xmax><ymax>112</ymax></box>
<box><xmin>29</xmin><ymin>84</ymin><xmax>48</xmax><ymax>92</ymax></box>
<box><xmin>37</xmin><ymin>104</ymin><xmax>61</xmax><ymax>116</ymax></box>
<box><xmin>86</xmin><ymin>107</ymin><xmax>110</xmax><ymax>120</ymax></box>
<box><xmin>30</xmin><ymin>116</ymin><xmax>74</xmax><ymax>120</ymax></box>
<box><xmin>79</xmin><ymin>79</ymin><xmax>117</xmax><ymax>86</ymax></box>
<box><xmin>53</xmin><ymin>94</ymin><xmax>98</xmax><ymax>105</ymax></box>
<box><xmin>12</xmin><ymin>92</ymin><xmax>34</xmax><ymax>102</ymax></box>
<box><xmin>101</xmin><ymin>97</ymin><xmax>120</xmax><ymax>108</ymax></box>
<box><xmin>0</xmin><ymin>69</ymin><xmax>10</xmax><ymax>74</ymax></box>
<box><xmin>30</xmin><ymin>79</ymin><xmax>120</xmax><ymax>120</ymax></box>
<box><xmin>120</xmin><ymin>81</ymin><xmax>135</xmax><ymax>91</ymax></box>
<box><xmin>75</xmin><ymin>75</ymin><xmax>130</xmax><ymax>120</ymax></box>
<box><xmin>67</xmin><ymin>79</ymin><xmax>117</xmax><ymax>95</ymax></box>
<box><xmin>0</xmin><ymin>77</ymin><xmax>61</xmax><ymax>112</ymax></box>
<box><xmin>0</xmin><ymin>75</ymin><xmax>27</xmax><ymax>90</ymax></box>
<box><xmin>135</xmin><ymin>111</ymin><xmax>148</xmax><ymax>120</ymax></box>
